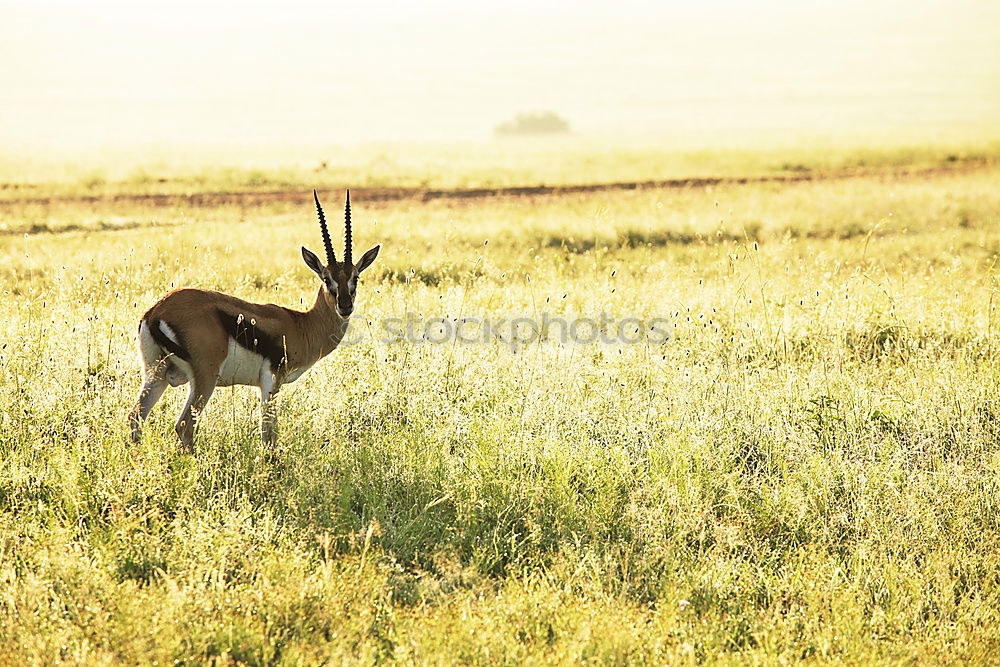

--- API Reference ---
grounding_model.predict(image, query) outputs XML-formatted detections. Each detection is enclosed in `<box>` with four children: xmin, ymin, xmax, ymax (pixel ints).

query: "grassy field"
<box><xmin>2</xmin><ymin>140</ymin><xmax>1000</xmax><ymax>663</ymax></box>
<box><xmin>3</xmin><ymin>132</ymin><xmax>999</xmax><ymax>203</ymax></box>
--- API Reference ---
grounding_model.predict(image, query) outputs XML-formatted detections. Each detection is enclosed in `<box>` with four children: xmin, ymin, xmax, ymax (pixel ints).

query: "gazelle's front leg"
<box><xmin>260</xmin><ymin>369</ymin><xmax>282</xmax><ymax>446</ymax></box>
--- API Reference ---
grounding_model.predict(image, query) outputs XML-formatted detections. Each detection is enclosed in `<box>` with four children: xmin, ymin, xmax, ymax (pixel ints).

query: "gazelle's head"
<box><xmin>301</xmin><ymin>190</ymin><xmax>381</xmax><ymax>319</ymax></box>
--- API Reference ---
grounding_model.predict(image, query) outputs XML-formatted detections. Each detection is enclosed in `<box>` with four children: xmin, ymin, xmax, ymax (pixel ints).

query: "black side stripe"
<box><xmin>148</xmin><ymin>318</ymin><xmax>191</xmax><ymax>361</ymax></box>
<box><xmin>215</xmin><ymin>309</ymin><xmax>287</xmax><ymax>370</ymax></box>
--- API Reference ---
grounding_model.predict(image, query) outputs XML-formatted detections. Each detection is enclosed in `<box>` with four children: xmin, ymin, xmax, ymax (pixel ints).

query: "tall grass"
<box><xmin>1</xmin><ymin>160</ymin><xmax>999</xmax><ymax>662</ymax></box>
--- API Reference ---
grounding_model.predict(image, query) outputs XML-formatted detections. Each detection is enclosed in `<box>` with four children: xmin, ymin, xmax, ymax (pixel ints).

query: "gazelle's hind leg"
<box><xmin>175</xmin><ymin>368</ymin><xmax>218</xmax><ymax>453</ymax></box>
<box><xmin>130</xmin><ymin>321</ymin><xmax>172</xmax><ymax>443</ymax></box>
<box><xmin>129</xmin><ymin>360</ymin><xmax>169</xmax><ymax>443</ymax></box>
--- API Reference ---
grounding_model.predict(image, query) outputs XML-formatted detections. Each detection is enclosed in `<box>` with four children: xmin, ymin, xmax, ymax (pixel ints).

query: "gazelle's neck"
<box><xmin>304</xmin><ymin>286</ymin><xmax>350</xmax><ymax>358</ymax></box>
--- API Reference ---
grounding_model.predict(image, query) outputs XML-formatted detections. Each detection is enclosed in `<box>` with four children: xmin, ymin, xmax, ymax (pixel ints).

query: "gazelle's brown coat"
<box><xmin>128</xmin><ymin>191</ymin><xmax>380</xmax><ymax>451</ymax></box>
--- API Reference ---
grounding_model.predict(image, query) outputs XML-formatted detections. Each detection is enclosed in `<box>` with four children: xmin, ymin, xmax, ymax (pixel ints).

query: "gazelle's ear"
<box><xmin>301</xmin><ymin>246</ymin><xmax>325</xmax><ymax>276</ymax></box>
<box><xmin>356</xmin><ymin>244</ymin><xmax>381</xmax><ymax>274</ymax></box>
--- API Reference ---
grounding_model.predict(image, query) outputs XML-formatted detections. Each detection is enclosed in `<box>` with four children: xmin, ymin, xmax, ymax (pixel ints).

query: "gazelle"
<box><xmin>128</xmin><ymin>190</ymin><xmax>381</xmax><ymax>451</ymax></box>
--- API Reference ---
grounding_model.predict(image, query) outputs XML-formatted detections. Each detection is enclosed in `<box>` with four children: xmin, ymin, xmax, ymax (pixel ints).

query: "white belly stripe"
<box><xmin>217</xmin><ymin>337</ymin><xmax>267</xmax><ymax>387</ymax></box>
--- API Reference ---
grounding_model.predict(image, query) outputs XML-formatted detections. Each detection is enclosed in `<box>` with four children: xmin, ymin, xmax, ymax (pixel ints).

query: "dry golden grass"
<box><xmin>2</xmin><ymin>144</ymin><xmax>1000</xmax><ymax>663</ymax></box>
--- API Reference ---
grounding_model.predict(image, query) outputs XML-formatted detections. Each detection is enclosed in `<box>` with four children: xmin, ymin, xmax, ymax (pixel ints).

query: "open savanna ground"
<box><xmin>3</xmin><ymin>133</ymin><xmax>998</xmax><ymax>205</ymax></box>
<box><xmin>2</xmin><ymin>148</ymin><xmax>1000</xmax><ymax>663</ymax></box>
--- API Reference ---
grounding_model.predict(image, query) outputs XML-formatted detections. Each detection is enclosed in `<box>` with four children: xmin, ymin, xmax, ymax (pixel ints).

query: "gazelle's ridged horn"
<box><xmin>344</xmin><ymin>189</ymin><xmax>353</xmax><ymax>267</ymax></box>
<box><xmin>314</xmin><ymin>190</ymin><xmax>336</xmax><ymax>266</ymax></box>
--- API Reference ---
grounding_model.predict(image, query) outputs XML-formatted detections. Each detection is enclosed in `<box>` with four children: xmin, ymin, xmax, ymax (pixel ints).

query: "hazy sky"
<box><xmin>2</xmin><ymin>0</ymin><xmax>998</xmax><ymax>148</ymax></box>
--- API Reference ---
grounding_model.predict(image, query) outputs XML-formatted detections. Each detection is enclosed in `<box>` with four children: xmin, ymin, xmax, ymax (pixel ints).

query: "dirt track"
<box><xmin>0</xmin><ymin>163</ymin><xmax>982</xmax><ymax>211</ymax></box>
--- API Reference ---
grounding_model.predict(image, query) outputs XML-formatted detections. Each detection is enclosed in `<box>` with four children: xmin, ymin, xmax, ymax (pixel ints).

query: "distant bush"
<box><xmin>495</xmin><ymin>111</ymin><xmax>570</xmax><ymax>137</ymax></box>
<box><xmin>78</xmin><ymin>170</ymin><xmax>108</xmax><ymax>190</ymax></box>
